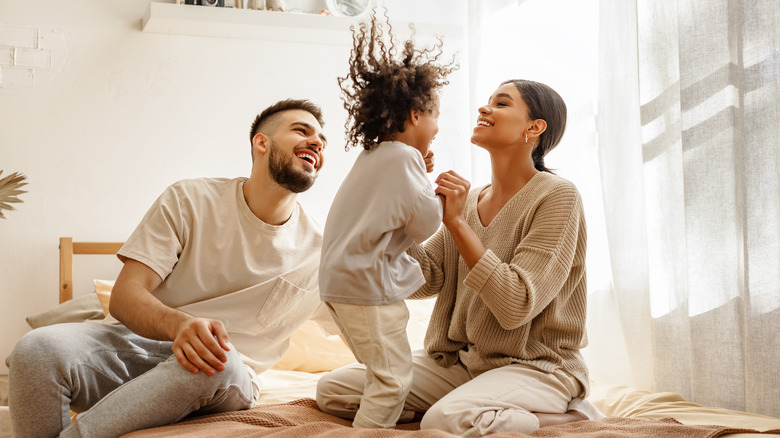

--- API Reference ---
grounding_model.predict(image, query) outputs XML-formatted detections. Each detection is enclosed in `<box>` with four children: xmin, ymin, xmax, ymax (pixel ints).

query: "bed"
<box><xmin>1</xmin><ymin>238</ymin><xmax>779</xmax><ymax>438</ymax></box>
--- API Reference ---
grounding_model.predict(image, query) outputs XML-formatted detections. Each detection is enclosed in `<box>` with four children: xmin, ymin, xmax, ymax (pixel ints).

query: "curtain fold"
<box><xmin>598</xmin><ymin>0</ymin><xmax>780</xmax><ymax>417</ymax></box>
<box><xmin>596</xmin><ymin>0</ymin><xmax>655</xmax><ymax>392</ymax></box>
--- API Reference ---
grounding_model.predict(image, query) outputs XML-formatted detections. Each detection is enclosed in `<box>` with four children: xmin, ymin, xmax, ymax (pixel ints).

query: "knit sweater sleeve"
<box><xmin>463</xmin><ymin>182</ymin><xmax>585</xmax><ymax>330</ymax></box>
<box><xmin>407</xmin><ymin>224</ymin><xmax>451</xmax><ymax>299</ymax></box>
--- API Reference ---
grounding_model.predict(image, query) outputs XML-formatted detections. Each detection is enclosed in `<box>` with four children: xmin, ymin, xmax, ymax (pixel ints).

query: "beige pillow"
<box><xmin>25</xmin><ymin>294</ymin><xmax>104</xmax><ymax>329</ymax></box>
<box><xmin>273</xmin><ymin>319</ymin><xmax>356</xmax><ymax>373</ymax></box>
<box><xmin>274</xmin><ymin>299</ymin><xmax>436</xmax><ymax>373</ymax></box>
<box><xmin>93</xmin><ymin>279</ymin><xmax>115</xmax><ymax>316</ymax></box>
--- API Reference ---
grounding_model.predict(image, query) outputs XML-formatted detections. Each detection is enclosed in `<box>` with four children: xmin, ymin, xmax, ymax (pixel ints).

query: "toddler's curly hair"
<box><xmin>339</xmin><ymin>10</ymin><xmax>459</xmax><ymax>151</ymax></box>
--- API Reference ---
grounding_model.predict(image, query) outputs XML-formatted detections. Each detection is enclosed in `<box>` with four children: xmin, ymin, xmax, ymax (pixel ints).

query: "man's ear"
<box><xmin>252</xmin><ymin>132</ymin><xmax>270</xmax><ymax>156</ymax></box>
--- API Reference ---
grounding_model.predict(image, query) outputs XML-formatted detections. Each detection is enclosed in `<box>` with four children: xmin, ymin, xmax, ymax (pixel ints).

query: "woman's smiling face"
<box><xmin>471</xmin><ymin>83</ymin><xmax>533</xmax><ymax>149</ymax></box>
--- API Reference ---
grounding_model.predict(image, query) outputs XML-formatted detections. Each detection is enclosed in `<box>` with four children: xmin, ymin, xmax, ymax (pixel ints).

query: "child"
<box><xmin>318</xmin><ymin>10</ymin><xmax>458</xmax><ymax>429</ymax></box>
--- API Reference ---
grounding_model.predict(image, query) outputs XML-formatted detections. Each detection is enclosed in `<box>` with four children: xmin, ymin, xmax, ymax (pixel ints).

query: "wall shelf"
<box><xmin>140</xmin><ymin>2</ymin><xmax>463</xmax><ymax>45</ymax></box>
<box><xmin>141</xmin><ymin>2</ymin><xmax>358</xmax><ymax>45</ymax></box>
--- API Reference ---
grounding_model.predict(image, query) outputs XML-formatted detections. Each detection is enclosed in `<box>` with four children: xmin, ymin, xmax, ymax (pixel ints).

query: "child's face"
<box><xmin>416</xmin><ymin>104</ymin><xmax>440</xmax><ymax>152</ymax></box>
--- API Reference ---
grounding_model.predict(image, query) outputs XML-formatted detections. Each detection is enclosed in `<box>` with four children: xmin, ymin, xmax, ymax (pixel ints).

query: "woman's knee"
<box><xmin>315</xmin><ymin>370</ymin><xmax>342</xmax><ymax>413</ymax></box>
<box><xmin>315</xmin><ymin>366</ymin><xmax>364</xmax><ymax>417</ymax></box>
<box><xmin>420</xmin><ymin>400</ymin><xmax>459</xmax><ymax>433</ymax></box>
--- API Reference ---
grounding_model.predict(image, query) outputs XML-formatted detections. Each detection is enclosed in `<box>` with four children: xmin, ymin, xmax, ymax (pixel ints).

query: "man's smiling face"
<box><xmin>265</xmin><ymin>110</ymin><xmax>327</xmax><ymax>193</ymax></box>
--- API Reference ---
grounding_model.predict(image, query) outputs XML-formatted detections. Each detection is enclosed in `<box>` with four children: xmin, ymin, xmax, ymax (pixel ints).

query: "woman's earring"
<box><xmin>525</xmin><ymin>134</ymin><xmax>528</xmax><ymax>143</ymax></box>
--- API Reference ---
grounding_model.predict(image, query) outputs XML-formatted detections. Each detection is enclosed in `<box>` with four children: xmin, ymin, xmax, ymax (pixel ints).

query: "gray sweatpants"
<box><xmin>6</xmin><ymin>322</ymin><xmax>256</xmax><ymax>438</ymax></box>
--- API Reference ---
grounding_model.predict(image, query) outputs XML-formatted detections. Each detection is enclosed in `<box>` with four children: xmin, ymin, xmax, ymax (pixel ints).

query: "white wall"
<box><xmin>0</xmin><ymin>0</ymin><xmax>469</xmax><ymax>373</ymax></box>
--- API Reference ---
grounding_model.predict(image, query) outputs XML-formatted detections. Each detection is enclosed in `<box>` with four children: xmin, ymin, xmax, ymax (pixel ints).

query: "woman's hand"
<box><xmin>435</xmin><ymin>170</ymin><xmax>471</xmax><ymax>227</ymax></box>
<box><xmin>435</xmin><ymin>170</ymin><xmax>485</xmax><ymax>268</ymax></box>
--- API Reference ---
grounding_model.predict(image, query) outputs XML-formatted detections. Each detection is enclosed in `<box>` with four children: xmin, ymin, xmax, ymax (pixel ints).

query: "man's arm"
<box><xmin>109</xmin><ymin>258</ymin><xmax>230</xmax><ymax>376</ymax></box>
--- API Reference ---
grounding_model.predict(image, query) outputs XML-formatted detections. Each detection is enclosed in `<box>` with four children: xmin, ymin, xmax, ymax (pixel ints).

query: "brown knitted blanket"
<box><xmin>122</xmin><ymin>398</ymin><xmax>780</xmax><ymax>438</ymax></box>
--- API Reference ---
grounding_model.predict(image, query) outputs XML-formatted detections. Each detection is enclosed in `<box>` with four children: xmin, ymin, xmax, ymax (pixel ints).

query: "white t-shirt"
<box><xmin>319</xmin><ymin>141</ymin><xmax>443</xmax><ymax>305</ymax></box>
<box><xmin>117</xmin><ymin>177</ymin><xmax>325</xmax><ymax>373</ymax></box>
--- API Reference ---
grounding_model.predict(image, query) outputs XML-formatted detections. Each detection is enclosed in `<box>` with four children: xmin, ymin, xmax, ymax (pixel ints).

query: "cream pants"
<box><xmin>317</xmin><ymin>349</ymin><xmax>581</xmax><ymax>435</ymax></box>
<box><xmin>325</xmin><ymin>301</ymin><xmax>413</xmax><ymax>428</ymax></box>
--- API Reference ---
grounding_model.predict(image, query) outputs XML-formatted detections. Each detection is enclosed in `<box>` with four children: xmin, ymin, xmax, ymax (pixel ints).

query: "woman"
<box><xmin>316</xmin><ymin>79</ymin><xmax>604</xmax><ymax>435</ymax></box>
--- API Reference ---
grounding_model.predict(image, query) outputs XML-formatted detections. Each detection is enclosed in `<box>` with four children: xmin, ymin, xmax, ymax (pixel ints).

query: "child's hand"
<box><xmin>424</xmin><ymin>150</ymin><xmax>435</xmax><ymax>173</ymax></box>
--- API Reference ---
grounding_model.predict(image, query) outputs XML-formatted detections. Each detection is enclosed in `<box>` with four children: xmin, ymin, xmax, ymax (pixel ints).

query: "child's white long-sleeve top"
<box><xmin>319</xmin><ymin>141</ymin><xmax>443</xmax><ymax>305</ymax></box>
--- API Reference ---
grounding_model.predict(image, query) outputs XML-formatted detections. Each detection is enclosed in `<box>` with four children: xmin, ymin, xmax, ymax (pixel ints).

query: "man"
<box><xmin>7</xmin><ymin>99</ymin><xmax>329</xmax><ymax>438</ymax></box>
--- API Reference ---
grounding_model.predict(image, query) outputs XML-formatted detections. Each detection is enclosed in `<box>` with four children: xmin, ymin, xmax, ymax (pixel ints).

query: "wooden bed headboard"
<box><xmin>59</xmin><ymin>237</ymin><xmax>124</xmax><ymax>304</ymax></box>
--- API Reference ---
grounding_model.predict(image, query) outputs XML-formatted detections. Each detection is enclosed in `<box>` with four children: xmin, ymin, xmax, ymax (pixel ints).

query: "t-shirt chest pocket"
<box><xmin>256</xmin><ymin>277</ymin><xmax>311</xmax><ymax>328</ymax></box>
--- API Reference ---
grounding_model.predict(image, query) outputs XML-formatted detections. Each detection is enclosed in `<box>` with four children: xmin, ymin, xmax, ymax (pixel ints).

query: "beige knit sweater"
<box><xmin>409</xmin><ymin>171</ymin><xmax>589</xmax><ymax>395</ymax></box>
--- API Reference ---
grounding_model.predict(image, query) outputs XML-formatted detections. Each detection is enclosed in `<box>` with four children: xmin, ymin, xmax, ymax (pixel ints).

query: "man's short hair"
<box><xmin>249</xmin><ymin>99</ymin><xmax>325</xmax><ymax>145</ymax></box>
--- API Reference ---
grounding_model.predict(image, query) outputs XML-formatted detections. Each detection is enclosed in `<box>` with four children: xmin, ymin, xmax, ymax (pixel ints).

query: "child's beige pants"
<box><xmin>325</xmin><ymin>300</ymin><xmax>413</xmax><ymax>429</ymax></box>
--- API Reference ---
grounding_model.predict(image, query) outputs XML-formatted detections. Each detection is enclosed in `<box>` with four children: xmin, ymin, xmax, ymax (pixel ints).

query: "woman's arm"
<box><xmin>435</xmin><ymin>170</ymin><xmax>585</xmax><ymax>330</ymax></box>
<box><xmin>466</xmin><ymin>186</ymin><xmax>585</xmax><ymax>330</ymax></box>
<box><xmin>407</xmin><ymin>227</ymin><xmax>448</xmax><ymax>299</ymax></box>
<box><xmin>434</xmin><ymin>170</ymin><xmax>485</xmax><ymax>268</ymax></box>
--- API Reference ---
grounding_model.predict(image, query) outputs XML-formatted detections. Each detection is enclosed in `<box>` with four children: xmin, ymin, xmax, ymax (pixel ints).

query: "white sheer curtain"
<box><xmin>598</xmin><ymin>0</ymin><xmax>780</xmax><ymax>417</ymax></box>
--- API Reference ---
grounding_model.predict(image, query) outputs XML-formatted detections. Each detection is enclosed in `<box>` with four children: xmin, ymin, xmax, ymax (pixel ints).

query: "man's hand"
<box><xmin>424</xmin><ymin>150</ymin><xmax>435</xmax><ymax>173</ymax></box>
<box><xmin>112</xmin><ymin>259</ymin><xmax>233</xmax><ymax>375</ymax></box>
<box><xmin>172</xmin><ymin>318</ymin><xmax>231</xmax><ymax>375</ymax></box>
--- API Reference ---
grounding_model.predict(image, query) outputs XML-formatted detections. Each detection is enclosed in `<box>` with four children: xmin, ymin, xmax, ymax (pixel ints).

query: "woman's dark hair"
<box><xmin>501</xmin><ymin>79</ymin><xmax>567</xmax><ymax>173</ymax></box>
<box><xmin>339</xmin><ymin>10</ymin><xmax>459</xmax><ymax>151</ymax></box>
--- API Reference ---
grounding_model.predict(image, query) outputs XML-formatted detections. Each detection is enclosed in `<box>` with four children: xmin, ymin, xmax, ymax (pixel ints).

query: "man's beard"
<box><xmin>267</xmin><ymin>140</ymin><xmax>316</xmax><ymax>193</ymax></box>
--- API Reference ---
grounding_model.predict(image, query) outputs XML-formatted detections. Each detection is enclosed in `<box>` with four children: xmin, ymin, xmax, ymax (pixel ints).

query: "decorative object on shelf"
<box><xmin>249</xmin><ymin>0</ymin><xmax>284</xmax><ymax>11</ymax></box>
<box><xmin>0</xmin><ymin>170</ymin><xmax>27</xmax><ymax>220</ymax></box>
<box><xmin>184</xmin><ymin>0</ymin><xmax>225</xmax><ymax>6</ymax></box>
<box><xmin>178</xmin><ymin>0</ymin><xmax>238</xmax><ymax>7</ymax></box>
<box><xmin>266</xmin><ymin>0</ymin><xmax>285</xmax><ymax>11</ymax></box>
<box><xmin>325</xmin><ymin>0</ymin><xmax>373</xmax><ymax>17</ymax></box>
